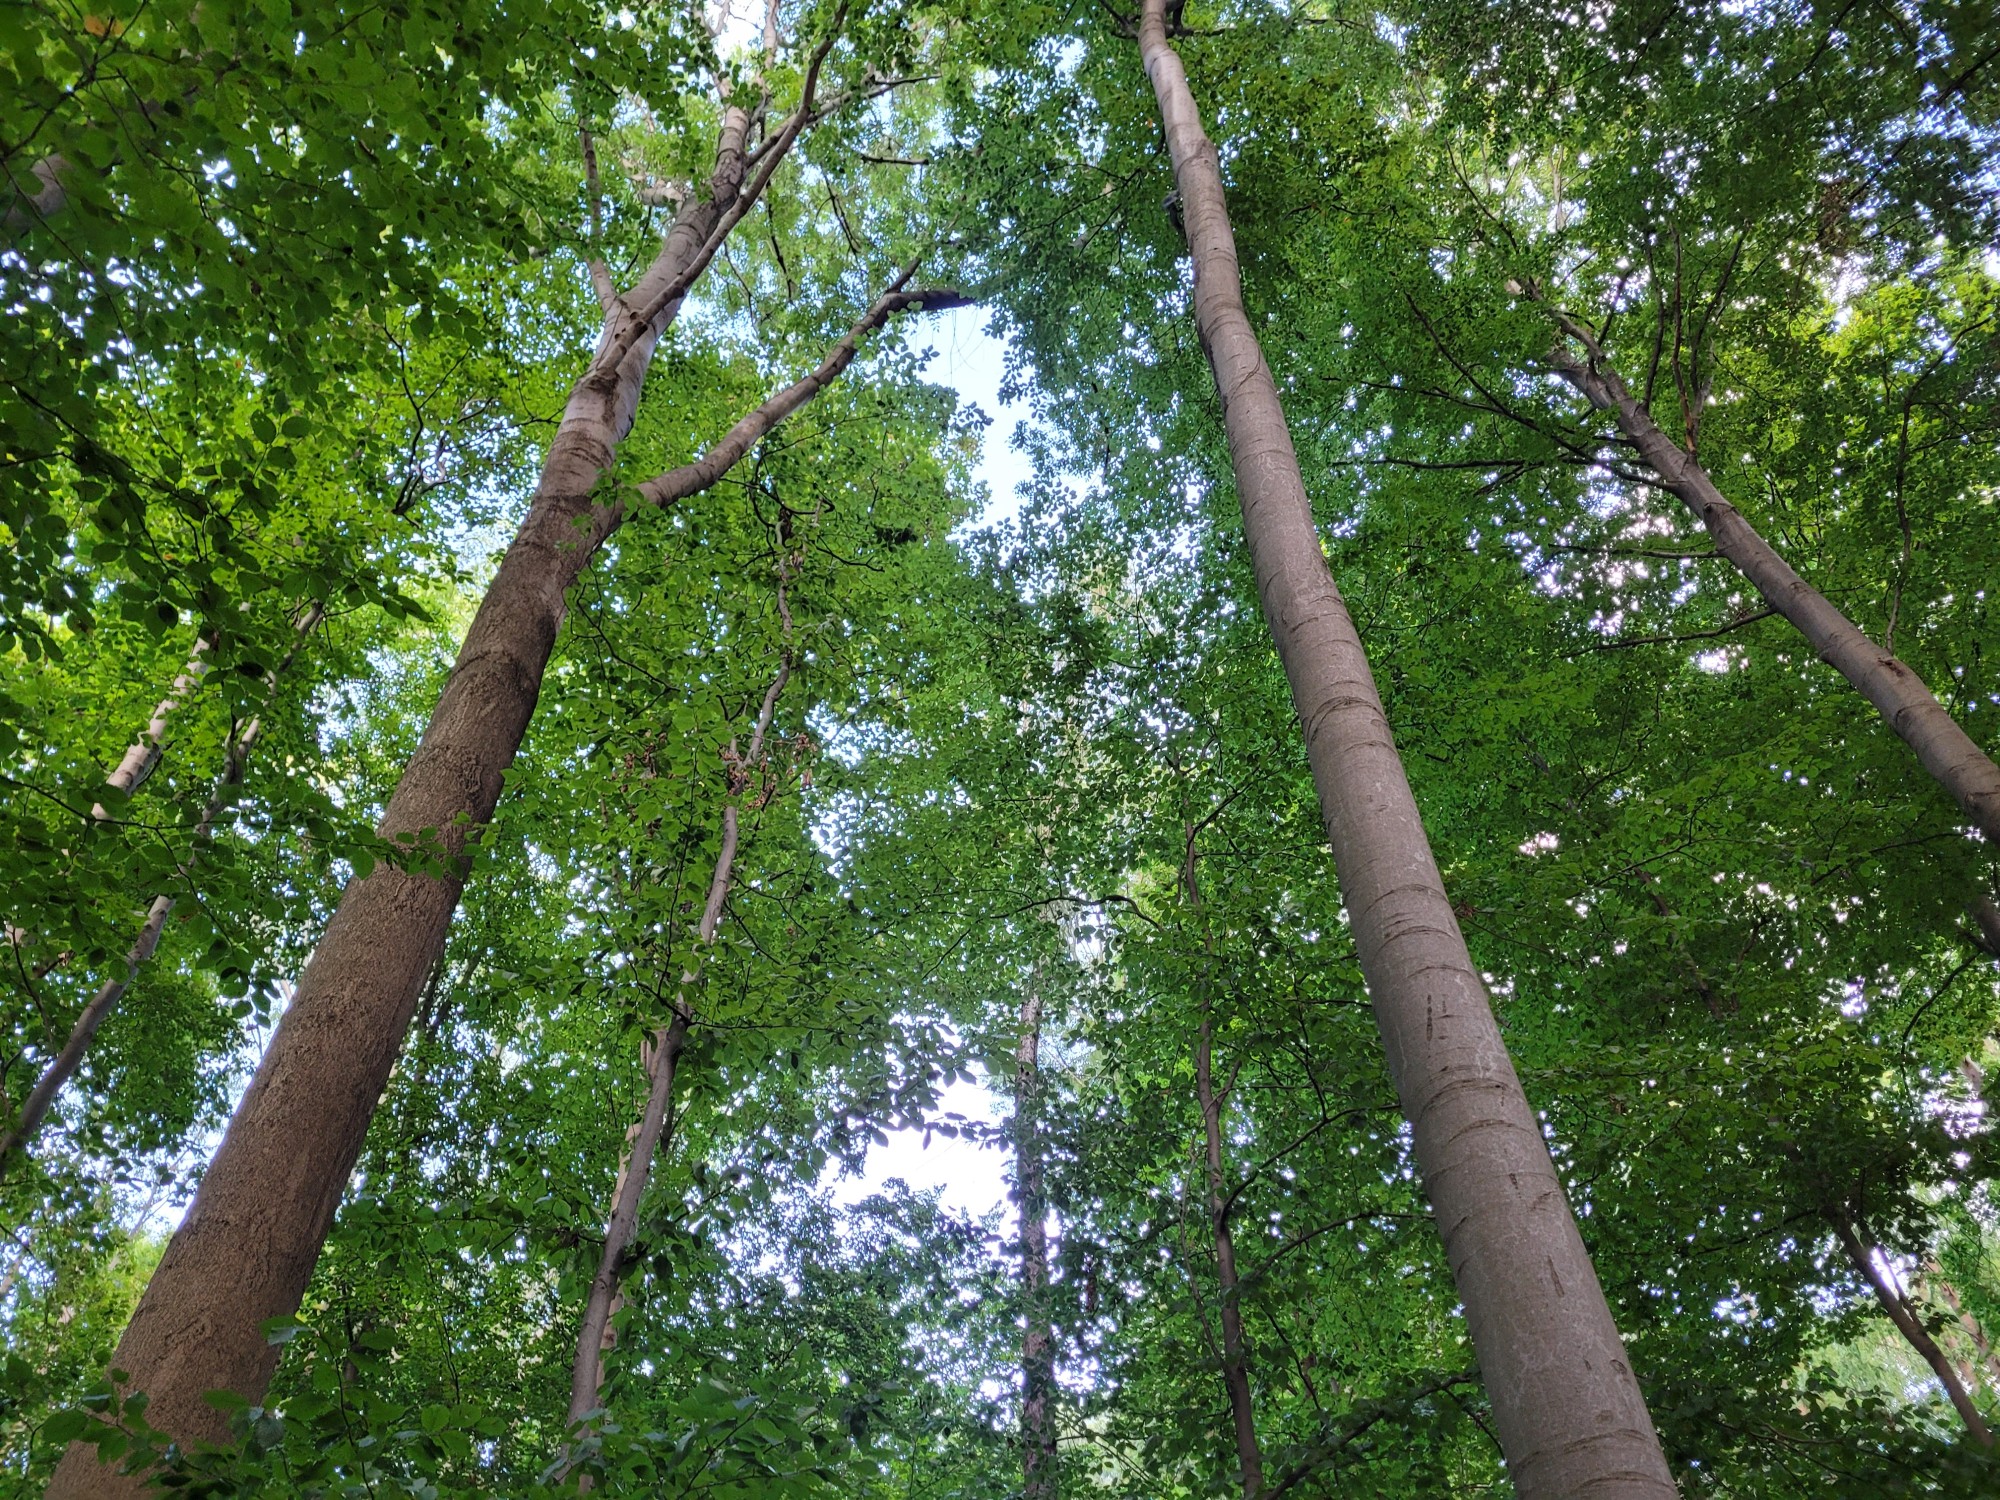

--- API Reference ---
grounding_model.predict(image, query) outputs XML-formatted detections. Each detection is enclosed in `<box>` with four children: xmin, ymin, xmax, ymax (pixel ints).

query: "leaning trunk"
<box><xmin>1015</xmin><ymin>982</ymin><xmax>1058</xmax><ymax>1500</ymax></box>
<box><xmin>1551</xmin><ymin>334</ymin><xmax>2000</xmax><ymax>843</ymax></box>
<box><xmin>1134</xmin><ymin>6</ymin><xmax>1673</xmax><ymax>1496</ymax></box>
<box><xmin>44</xmin><ymin>120</ymin><xmax>749</xmax><ymax>1488</ymax></box>
<box><xmin>1195</xmin><ymin>1004</ymin><xmax>1264</xmax><ymax>1499</ymax></box>
<box><xmin>50</xmin><ymin>114</ymin><xmax>961</xmax><ymax>1495</ymax></box>
<box><xmin>1831</xmin><ymin>1214</ymin><xmax>1993</xmax><ymax>1444</ymax></box>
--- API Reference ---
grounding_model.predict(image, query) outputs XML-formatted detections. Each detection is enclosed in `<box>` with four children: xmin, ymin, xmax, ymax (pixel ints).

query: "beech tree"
<box><xmin>8</xmin><ymin>2</ymin><xmax>2000</xmax><ymax>1500</ymax></box>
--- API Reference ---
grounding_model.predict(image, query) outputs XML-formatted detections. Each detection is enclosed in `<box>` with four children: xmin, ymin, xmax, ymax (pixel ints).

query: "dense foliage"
<box><xmin>6</xmin><ymin>0</ymin><xmax>2000</xmax><ymax>1496</ymax></box>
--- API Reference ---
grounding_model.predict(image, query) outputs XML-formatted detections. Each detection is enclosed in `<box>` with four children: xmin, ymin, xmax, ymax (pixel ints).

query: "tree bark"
<box><xmin>1135</xmin><ymin>7</ymin><xmax>1673</xmax><ymax>1496</ymax></box>
<box><xmin>91</xmin><ymin>636</ymin><xmax>212</xmax><ymax>821</ymax></box>
<box><xmin>1927</xmin><ymin>1261</ymin><xmax>2000</xmax><ymax>1395</ymax></box>
<box><xmin>1196</xmin><ymin>1002</ymin><xmax>1264</xmax><ymax>1499</ymax></box>
<box><xmin>49</xmin><ymin>108</ymin><xmax>962</xmax><ymax>1493</ymax></box>
<box><xmin>3</xmin><ymin>607</ymin><xmax>323</xmax><ymax>1163</ymax></box>
<box><xmin>1015</xmin><ymin>980</ymin><xmax>1059</xmax><ymax>1500</ymax></box>
<box><xmin>1548</xmin><ymin>319</ymin><xmax>2000</xmax><ymax>844</ymax></box>
<box><xmin>567</xmin><ymin>655</ymin><xmax>790</xmax><ymax>1432</ymax></box>
<box><xmin>1830</xmin><ymin>1214</ymin><xmax>1993</xmax><ymax>1444</ymax></box>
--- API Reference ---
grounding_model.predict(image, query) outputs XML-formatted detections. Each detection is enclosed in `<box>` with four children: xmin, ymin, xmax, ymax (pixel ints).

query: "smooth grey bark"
<box><xmin>1014</xmin><ymin>980</ymin><xmax>1058</xmax><ymax>1500</ymax></box>
<box><xmin>567</xmin><ymin>653</ymin><xmax>791</xmax><ymax>1433</ymax></box>
<box><xmin>50</xmin><ymin>95</ymin><xmax>963</xmax><ymax>1495</ymax></box>
<box><xmin>1136</xmin><ymin>6</ymin><xmax>1674</xmax><ymax>1496</ymax></box>
<box><xmin>2</xmin><ymin>608</ymin><xmax>323</xmax><ymax>1163</ymax></box>
<box><xmin>1547</xmin><ymin>314</ymin><xmax>2000</xmax><ymax>844</ymax></box>
<box><xmin>1830</xmin><ymin>1213</ymin><xmax>1994</xmax><ymax>1444</ymax></box>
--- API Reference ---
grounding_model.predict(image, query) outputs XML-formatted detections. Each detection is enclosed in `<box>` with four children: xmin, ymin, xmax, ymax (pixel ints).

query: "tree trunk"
<box><xmin>1135</xmin><ymin>7</ymin><xmax>1674</xmax><ymax>1496</ymax></box>
<box><xmin>1015</xmin><ymin>980</ymin><xmax>1059</xmax><ymax>1500</ymax></box>
<box><xmin>568</xmin><ymin>656</ymin><xmax>790</xmax><ymax>1433</ymax></box>
<box><xmin>1830</xmin><ymin>1214</ymin><xmax>1993</xmax><ymax>1444</ymax></box>
<box><xmin>49</xmin><ymin>114</ymin><xmax>962</xmax><ymax>1495</ymax></box>
<box><xmin>1196</xmin><ymin>1002</ymin><xmax>1265</xmax><ymax>1499</ymax></box>
<box><xmin>3</xmin><ymin>606</ymin><xmax>323</xmax><ymax>1163</ymax></box>
<box><xmin>1929</xmin><ymin>1265</ymin><xmax>2000</xmax><ymax>1394</ymax></box>
<box><xmin>91</xmin><ymin>635</ymin><xmax>212</xmax><ymax>820</ymax></box>
<box><xmin>1548</xmin><ymin>322</ymin><xmax>2000</xmax><ymax>843</ymax></box>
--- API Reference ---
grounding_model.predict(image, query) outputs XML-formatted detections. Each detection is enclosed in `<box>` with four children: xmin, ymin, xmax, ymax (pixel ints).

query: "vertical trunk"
<box><xmin>1015</xmin><ymin>981</ymin><xmax>1058</xmax><ymax>1500</ymax></box>
<box><xmin>1195</xmin><ymin>1004</ymin><xmax>1264</xmax><ymax>1499</ymax></box>
<box><xmin>568</xmin><ymin>654</ymin><xmax>790</xmax><ymax>1433</ymax></box>
<box><xmin>1549</xmin><ymin>326</ymin><xmax>2000</xmax><ymax>843</ymax></box>
<box><xmin>1830</xmin><ymin>1214</ymin><xmax>1993</xmax><ymax>1444</ymax></box>
<box><xmin>47</xmin><ymin>110</ymin><xmax>766</xmax><ymax>1495</ymax></box>
<box><xmin>3</xmin><ymin>607</ymin><xmax>324</xmax><ymax>1163</ymax></box>
<box><xmin>1134</xmin><ymin>8</ymin><xmax>1674</xmax><ymax>1497</ymax></box>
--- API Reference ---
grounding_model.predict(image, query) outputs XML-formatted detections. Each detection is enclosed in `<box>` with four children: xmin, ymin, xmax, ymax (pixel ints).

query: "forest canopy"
<box><xmin>5</xmin><ymin>1</ymin><xmax>2000</xmax><ymax>1497</ymax></box>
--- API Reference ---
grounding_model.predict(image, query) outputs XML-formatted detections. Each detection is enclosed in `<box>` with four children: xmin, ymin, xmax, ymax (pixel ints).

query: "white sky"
<box><xmin>825</xmin><ymin>307</ymin><xmax>1031</xmax><ymax>1223</ymax></box>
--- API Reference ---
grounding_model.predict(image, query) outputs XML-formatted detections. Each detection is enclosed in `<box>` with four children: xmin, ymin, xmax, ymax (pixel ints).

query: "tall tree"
<box><xmin>1131</xmin><ymin>2</ymin><xmax>1673</xmax><ymax>1494</ymax></box>
<box><xmin>47</xmin><ymin>23</ymin><xmax>970</xmax><ymax>1490</ymax></box>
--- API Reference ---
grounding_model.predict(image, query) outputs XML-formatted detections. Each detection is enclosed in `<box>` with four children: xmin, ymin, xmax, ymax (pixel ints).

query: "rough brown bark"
<box><xmin>50</xmin><ymin>123</ymin><xmax>961</xmax><ymax>1500</ymax></box>
<box><xmin>1548</xmin><ymin>316</ymin><xmax>2000</xmax><ymax>844</ymax></box>
<box><xmin>1014</xmin><ymin>980</ymin><xmax>1058</xmax><ymax>1500</ymax></box>
<box><xmin>1831</xmin><ymin>1214</ymin><xmax>1994</xmax><ymax>1444</ymax></box>
<box><xmin>1136</xmin><ymin>7</ymin><xmax>1673</xmax><ymax>1496</ymax></box>
<box><xmin>567</xmin><ymin>654</ymin><xmax>791</xmax><ymax>1432</ymax></box>
<box><xmin>1196</xmin><ymin>1002</ymin><xmax>1264</xmax><ymax>1499</ymax></box>
<box><xmin>3</xmin><ymin>608</ymin><xmax>323</xmax><ymax>1163</ymax></box>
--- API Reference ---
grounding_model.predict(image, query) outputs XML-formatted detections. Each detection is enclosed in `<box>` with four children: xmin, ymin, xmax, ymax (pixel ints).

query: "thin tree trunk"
<box><xmin>1135</xmin><ymin>7</ymin><xmax>1673</xmax><ymax>1496</ymax></box>
<box><xmin>91</xmin><ymin>636</ymin><xmax>212</xmax><ymax>820</ymax></box>
<box><xmin>1929</xmin><ymin>1266</ymin><xmax>2000</xmax><ymax>1394</ymax></box>
<box><xmin>1546</xmin><ymin>316</ymin><xmax>2000</xmax><ymax>843</ymax></box>
<box><xmin>1830</xmin><ymin>1213</ymin><xmax>1993</xmax><ymax>1444</ymax></box>
<box><xmin>567</xmin><ymin>654</ymin><xmax>790</xmax><ymax>1431</ymax></box>
<box><xmin>50</xmin><ymin>118</ymin><xmax>962</xmax><ymax>1496</ymax></box>
<box><xmin>1195</xmin><ymin>1002</ymin><xmax>1264</xmax><ymax>1499</ymax></box>
<box><xmin>1015</xmin><ymin>980</ymin><xmax>1058</xmax><ymax>1500</ymax></box>
<box><xmin>3</xmin><ymin>607</ymin><xmax>324</xmax><ymax>1163</ymax></box>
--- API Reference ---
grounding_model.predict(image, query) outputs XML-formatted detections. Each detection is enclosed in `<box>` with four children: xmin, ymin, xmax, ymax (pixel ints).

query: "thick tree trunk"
<box><xmin>3</xmin><ymin>607</ymin><xmax>323</xmax><ymax>1162</ymax></box>
<box><xmin>1549</xmin><ymin>322</ymin><xmax>2000</xmax><ymax>843</ymax></box>
<box><xmin>1134</xmin><ymin>7</ymin><xmax>1673</xmax><ymax>1496</ymax></box>
<box><xmin>49</xmin><ymin>127</ymin><xmax>961</xmax><ymax>1499</ymax></box>
<box><xmin>567</xmin><ymin>657</ymin><xmax>790</xmax><ymax>1432</ymax></box>
<box><xmin>1195</xmin><ymin>1004</ymin><xmax>1264</xmax><ymax>1499</ymax></box>
<box><xmin>1831</xmin><ymin>1215</ymin><xmax>1993</xmax><ymax>1444</ymax></box>
<box><xmin>1014</xmin><ymin>981</ymin><xmax>1059</xmax><ymax>1500</ymax></box>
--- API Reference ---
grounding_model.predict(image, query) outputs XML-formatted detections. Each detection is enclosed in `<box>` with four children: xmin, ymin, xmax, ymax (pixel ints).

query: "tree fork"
<box><xmin>48</xmin><ymin>115</ymin><xmax>962</xmax><ymax>1489</ymax></box>
<box><xmin>1135</xmin><ymin>5</ymin><xmax>1673</xmax><ymax>1495</ymax></box>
